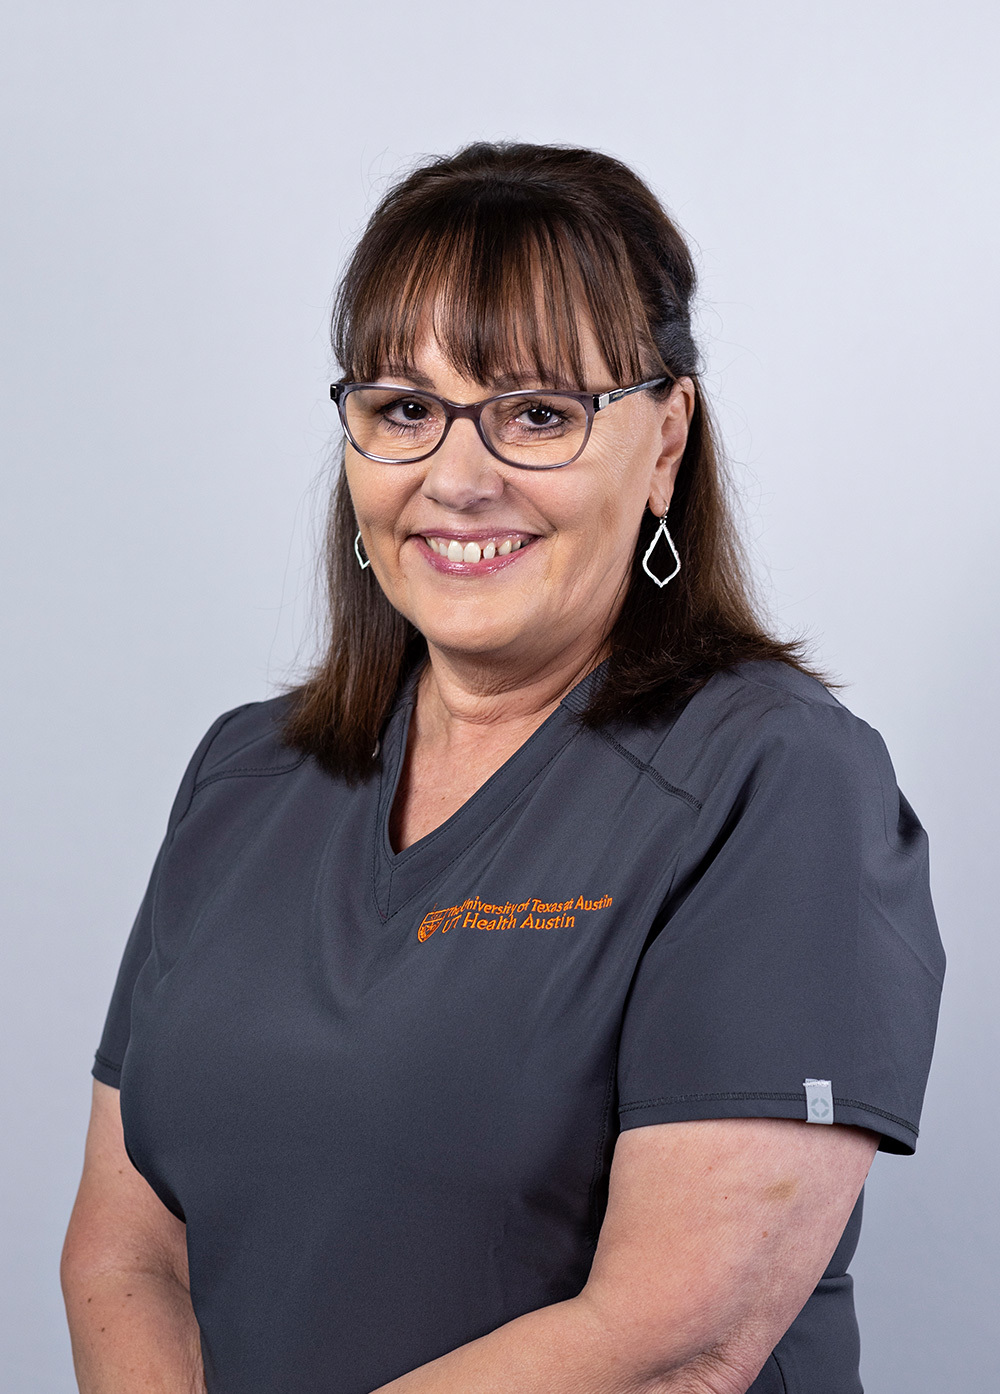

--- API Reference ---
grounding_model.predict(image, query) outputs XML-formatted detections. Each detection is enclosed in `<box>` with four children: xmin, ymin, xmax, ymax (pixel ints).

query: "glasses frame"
<box><xmin>329</xmin><ymin>375</ymin><xmax>674</xmax><ymax>470</ymax></box>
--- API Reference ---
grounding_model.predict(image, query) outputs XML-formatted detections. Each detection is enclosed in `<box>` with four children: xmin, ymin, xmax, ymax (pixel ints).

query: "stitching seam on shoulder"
<box><xmin>170</xmin><ymin>704</ymin><xmax>258</xmax><ymax>833</ymax></box>
<box><xmin>194</xmin><ymin>755</ymin><xmax>308</xmax><ymax>790</ymax></box>
<box><xmin>618</xmin><ymin>1090</ymin><xmax>916</xmax><ymax>1133</ymax></box>
<box><xmin>730</xmin><ymin>666</ymin><xmax>832</xmax><ymax>710</ymax></box>
<box><xmin>594</xmin><ymin>730</ymin><xmax>701</xmax><ymax>811</ymax></box>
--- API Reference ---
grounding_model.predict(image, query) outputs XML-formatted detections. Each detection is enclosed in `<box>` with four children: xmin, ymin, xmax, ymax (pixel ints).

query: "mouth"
<box><xmin>413</xmin><ymin>530</ymin><xmax>540</xmax><ymax>574</ymax></box>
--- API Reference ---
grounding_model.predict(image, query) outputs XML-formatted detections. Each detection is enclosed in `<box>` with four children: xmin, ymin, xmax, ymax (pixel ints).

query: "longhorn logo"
<box><xmin>417</xmin><ymin>907</ymin><xmax>460</xmax><ymax>941</ymax></box>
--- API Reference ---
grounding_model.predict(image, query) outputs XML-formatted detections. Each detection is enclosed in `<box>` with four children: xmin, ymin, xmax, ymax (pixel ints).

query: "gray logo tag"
<box><xmin>803</xmin><ymin>1078</ymin><xmax>834</xmax><ymax>1124</ymax></box>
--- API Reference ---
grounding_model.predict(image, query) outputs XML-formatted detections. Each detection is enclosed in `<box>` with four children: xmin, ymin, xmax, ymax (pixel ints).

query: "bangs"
<box><xmin>333</xmin><ymin>183</ymin><xmax>657</xmax><ymax>391</ymax></box>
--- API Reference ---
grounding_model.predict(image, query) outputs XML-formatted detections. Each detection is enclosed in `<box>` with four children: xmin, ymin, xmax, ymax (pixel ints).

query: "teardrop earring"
<box><xmin>354</xmin><ymin>530</ymin><xmax>371</xmax><ymax>571</ymax></box>
<box><xmin>642</xmin><ymin>509</ymin><xmax>681</xmax><ymax>588</ymax></box>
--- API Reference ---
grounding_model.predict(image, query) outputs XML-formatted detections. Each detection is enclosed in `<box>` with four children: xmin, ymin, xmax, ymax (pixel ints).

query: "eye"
<box><xmin>384</xmin><ymin>397</ymin><xmax>431</xmax><ymax>423</ymax></box>
<box><xmin>508</xmin><ymin>399</ymin><xmax>570</xmax><ymax>432</ymax></box>
<box><xmin>521</xmin><ymin>404</ymin><xmax>559</xmax><ymax>427</ymax></box>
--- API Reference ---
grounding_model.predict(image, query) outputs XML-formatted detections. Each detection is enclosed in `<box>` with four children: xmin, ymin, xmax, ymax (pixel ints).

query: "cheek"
<box><xmin>346</xmin><ymin>459</ymin><xmax>413</xmax><ymax>539</ymax></box>
<box><xmin>545</xmin><ymin>448</ymin><xmax>649</xmax><ymax>557</ymax></box>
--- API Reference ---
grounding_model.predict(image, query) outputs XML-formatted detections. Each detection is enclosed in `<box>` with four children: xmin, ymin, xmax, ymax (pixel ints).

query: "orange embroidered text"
<box><xmin>417</xmin><ymin>892</ymin><xmax>613</xmax><ymax>940</ymax></box>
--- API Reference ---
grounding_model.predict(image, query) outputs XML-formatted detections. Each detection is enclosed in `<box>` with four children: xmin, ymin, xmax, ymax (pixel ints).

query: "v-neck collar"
<box><xmin>368</xmin><ymin>660</ymin><xmax>608</xmax><ymax>924</ymax></box>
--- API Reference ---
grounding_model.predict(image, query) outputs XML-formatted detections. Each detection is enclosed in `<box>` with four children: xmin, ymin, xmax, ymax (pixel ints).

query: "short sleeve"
<box><xmin>92</xmin><ymin>705</ymin><xmax>250</xmax><ymax>1088</ymax></box>
<box><xmin>616</xmin><ymin>703</ymin><xmax>945</xmax><ymax>1154</ymax></box>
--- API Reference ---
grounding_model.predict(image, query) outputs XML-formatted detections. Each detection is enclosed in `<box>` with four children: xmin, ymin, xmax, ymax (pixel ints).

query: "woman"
<box><xmin>62</xmin><ymin>142</ymin><xmax>944</xmax><ymax>1394</ymax></box>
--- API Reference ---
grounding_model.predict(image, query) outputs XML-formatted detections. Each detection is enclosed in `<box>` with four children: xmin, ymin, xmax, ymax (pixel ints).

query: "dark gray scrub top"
<box><xmin>94</xmin><ymin>659</ymin><xmax>944</xmax><ymax>1394</ymax></box>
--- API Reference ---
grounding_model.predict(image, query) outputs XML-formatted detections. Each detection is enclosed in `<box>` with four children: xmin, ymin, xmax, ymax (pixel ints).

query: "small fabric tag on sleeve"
<box><xmin>803</xmin><ymin>1078</ymin><xmax>834</xmax><ymax>1124</ymax></box>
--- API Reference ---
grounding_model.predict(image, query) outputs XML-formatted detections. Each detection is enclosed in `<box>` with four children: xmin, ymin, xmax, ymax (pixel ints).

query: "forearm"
<box><xmin>63</xmin><ymin>1267</ymin><xmax>205</xmax><ymax>1394</ymax></box>
<box><xmin>370</xmin><ymin>1290</ymin><xmax>737</xmax><ymax>1394</ymax></box>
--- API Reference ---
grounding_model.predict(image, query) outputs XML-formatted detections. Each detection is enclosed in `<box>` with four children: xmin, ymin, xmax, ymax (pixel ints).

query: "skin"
<box><xmin>62</xmin><ymin>1080</ymin><xmax>205</xmax><ymax>1394</ymax></box>
<box><xmin>62</xmin><ymin>311</ymin><xmax>880</xmax><ymax>1394</ymax></box>
<box><xmin>371</xmin><ymin>1119</ymin><xmax>877</xmax><ymax>1394</ymax></box>
<box><xmin>346</xmin><ymin>323</ymin><xmax>694</xmax><ymax>851</ymax></box>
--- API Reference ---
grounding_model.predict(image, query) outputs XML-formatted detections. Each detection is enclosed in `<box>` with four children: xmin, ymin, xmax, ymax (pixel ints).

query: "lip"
<box><xmin>409</xmin><ymin>528</ymin><xmax>538</xmax><ymax>544</ymax></box>
<box><xmin>411</xmin><ymin>532</ymin><xmax>539</xmax><ymax>577</ymax></box>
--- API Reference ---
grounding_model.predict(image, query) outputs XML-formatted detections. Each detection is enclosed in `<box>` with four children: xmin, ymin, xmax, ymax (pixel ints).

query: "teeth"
<box><xmin>424</xmin><ymin>536</ymin><xmax>529</xmax><ymax>562</ymax></box>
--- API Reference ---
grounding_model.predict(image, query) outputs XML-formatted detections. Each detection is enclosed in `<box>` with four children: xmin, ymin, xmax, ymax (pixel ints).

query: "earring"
<box><xmin>354</xmin><ymin>530</ymin><xmax>370</xmax><ymax>571</ymax></box>
<box><xmin>642</xmin><ymin>509</ymin><xmax>681</xmax><ymax>588</ymax></box>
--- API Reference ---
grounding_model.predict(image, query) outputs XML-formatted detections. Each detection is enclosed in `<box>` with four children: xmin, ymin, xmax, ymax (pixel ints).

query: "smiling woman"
<box><xmin>62</xmin><ymin>143</ymin><xmax>944</xmax><ymax>1394</ymax></box>
<box><xmin>286</xmin><ymin>143</ymin><xmax>814</xmax><ymax>782</ymax></box>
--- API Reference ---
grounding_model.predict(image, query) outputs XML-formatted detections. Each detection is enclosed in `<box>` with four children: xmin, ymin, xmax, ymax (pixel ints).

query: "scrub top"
<box><xmin>93</xmin><ymin>659</ymin><xmax>944</xmax><ymax>1394</ymax></box>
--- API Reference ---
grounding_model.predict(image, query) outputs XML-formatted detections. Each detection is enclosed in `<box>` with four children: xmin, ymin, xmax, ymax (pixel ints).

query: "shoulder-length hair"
<box><xmin>282</xmin><ymin>141</ymin><xmax>817</xmax><ymax>780</ymax></box>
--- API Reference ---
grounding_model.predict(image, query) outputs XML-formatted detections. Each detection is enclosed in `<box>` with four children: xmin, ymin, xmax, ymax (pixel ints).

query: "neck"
<box><xmin>415</xmin><ymin>637</ymin><xmax>603</xmax><ymax>749</ymax></box>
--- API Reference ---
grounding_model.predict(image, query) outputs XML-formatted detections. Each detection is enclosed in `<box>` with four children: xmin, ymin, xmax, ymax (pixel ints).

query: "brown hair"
<box><xmin>282</xmin><ymin>141</ymin><xmax>818</xmax><ymax>779</ymax></box>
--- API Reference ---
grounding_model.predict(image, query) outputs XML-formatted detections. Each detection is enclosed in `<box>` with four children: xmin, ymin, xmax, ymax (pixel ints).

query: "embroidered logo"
<box><xmin>417</xmin><ymin>893</ymin><xmax>613</xmax><ymax>940</ymax></box>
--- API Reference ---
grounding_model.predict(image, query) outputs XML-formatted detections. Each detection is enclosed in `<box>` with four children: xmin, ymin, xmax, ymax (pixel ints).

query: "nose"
<box><xmin>419</xmin><ymin>417</ymin><xmax>506</xmax><ymax>511</ymax></box>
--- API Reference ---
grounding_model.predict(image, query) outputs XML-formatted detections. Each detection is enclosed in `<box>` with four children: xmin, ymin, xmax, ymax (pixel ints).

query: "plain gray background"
<box><xmin>2</xmin><ymin>1</ymin><xmax>996</xmax><ymax>1388</ymax></box>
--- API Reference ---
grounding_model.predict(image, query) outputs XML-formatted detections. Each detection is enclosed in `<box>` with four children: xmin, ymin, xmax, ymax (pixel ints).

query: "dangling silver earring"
<box><xmin>354</xmin><ymin>530</ymin><xmax>370</xmax><ymax>571</ymax></box>
<box><xmin>642</xmin><ymin>509</ymin><xmax>681</xmax><ymax>588</ymax></box>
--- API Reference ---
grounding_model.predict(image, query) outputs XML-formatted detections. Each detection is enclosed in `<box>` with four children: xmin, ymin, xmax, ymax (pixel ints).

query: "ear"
<box><xmin>648</xmin><ymin>378</ymin><xmax>695</xmax><ymax>516</ymax></box>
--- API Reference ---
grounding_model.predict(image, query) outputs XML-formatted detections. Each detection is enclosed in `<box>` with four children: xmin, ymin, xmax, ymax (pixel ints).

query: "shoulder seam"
<box><xmin>201</xmin><ymin>706</ymin><xmax>289</xmax><ymax>768</ymax></box>
<box><xmin>593</xmin><ymin>729</ymin><xmax>702</xmax><ymax>811</ymax></box>
<box><xmin>168</xmin><ymin>703</ymin><xmax>259</xmax><ymax>834</ymax></box>
<box><xmin>194</xmin><ymin>754</ymin><xmax>309</xmax><ymax>791</ymax></box>
<box><xmin>729</xmin><ymin>667</ymin><xmax>844</xmax><ymax>714</ymax></box>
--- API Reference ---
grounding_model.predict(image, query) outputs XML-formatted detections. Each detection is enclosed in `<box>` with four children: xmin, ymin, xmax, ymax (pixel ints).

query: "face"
<box><xmin>344</xmin><ymin>314</ymin><xmax>694</xmax><ymax>677</ymax></box>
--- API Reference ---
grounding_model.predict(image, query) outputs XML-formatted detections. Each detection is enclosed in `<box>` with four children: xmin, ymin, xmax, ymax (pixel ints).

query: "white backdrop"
<box><xmin>2</xmin><ymin>2</ymin><xmax>997</xmax><ymax>1388</ymax></box>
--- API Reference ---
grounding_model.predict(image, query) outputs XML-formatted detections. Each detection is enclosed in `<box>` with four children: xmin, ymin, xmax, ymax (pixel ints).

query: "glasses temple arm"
<box><xmin>593</xmin><ymin>376</ymin><xmax>674</xmax><ymax>411</ymax></box>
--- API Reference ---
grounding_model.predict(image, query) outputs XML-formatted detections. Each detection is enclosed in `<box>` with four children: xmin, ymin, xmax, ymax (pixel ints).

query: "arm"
<box><xmin>61</xmin><ymin>1080</ymin><xmax>205</xmax><ymax>1394</ymax></box>
<box><xmin>372</xmin><ymin>1117</ymin><xmax>878</xmax><ymax>1394</ymax></box>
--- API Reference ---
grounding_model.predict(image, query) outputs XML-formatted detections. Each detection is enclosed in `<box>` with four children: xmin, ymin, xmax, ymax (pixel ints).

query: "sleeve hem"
<box><xmin>92</xmin><ymin>1053</ymin><xmax>122</xmax><ymax>1089</ymax></box>
<box><xmin>618</xmin><ymin>1093</ymin><xmax>917</xmax><ymax>1155</ymax></box>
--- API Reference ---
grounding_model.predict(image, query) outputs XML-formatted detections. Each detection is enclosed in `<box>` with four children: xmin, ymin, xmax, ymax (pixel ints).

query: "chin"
<box><xmin>419</xmin><ymin>617</ymin><xmax>532</xmax><ymax>660</ymax></box>
<box><xmin>426</xmin><ymin>630</ymin><xmax>523</xmax><ymax>659</ymax></box>
<box><xmin>407</xmin><ymin>589</ymin><xmax>540</xmax><ymax>649</ymax></box>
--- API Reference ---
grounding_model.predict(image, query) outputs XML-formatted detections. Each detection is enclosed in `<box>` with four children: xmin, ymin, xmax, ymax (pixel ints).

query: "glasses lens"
<box><xmin>342</xmin><ymin>387</ymin><xmax>446</xmax><ymax>461</ymax></box>
<box><xmin>481</xmin><ymin>393</ymin><xmax>589</xmax><ymax>467</ymax></box>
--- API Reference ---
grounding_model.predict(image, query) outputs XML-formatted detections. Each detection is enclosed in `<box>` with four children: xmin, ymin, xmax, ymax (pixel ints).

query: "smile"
<box><xmin>411</xmin><ymin>532</ymin><xmax>539</xmax><ymax>577</ymax></box>
<box><xmin>423</xmin><ymin>535</ymin><xmax>533</xmax><ymax>564</ymax></box>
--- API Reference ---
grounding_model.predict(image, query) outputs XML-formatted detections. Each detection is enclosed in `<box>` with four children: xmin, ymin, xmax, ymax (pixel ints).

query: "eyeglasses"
<box><xmin>329</xmin><ymin>376</ymin><xmax>673</xmax><ymax>470</ymax></box>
